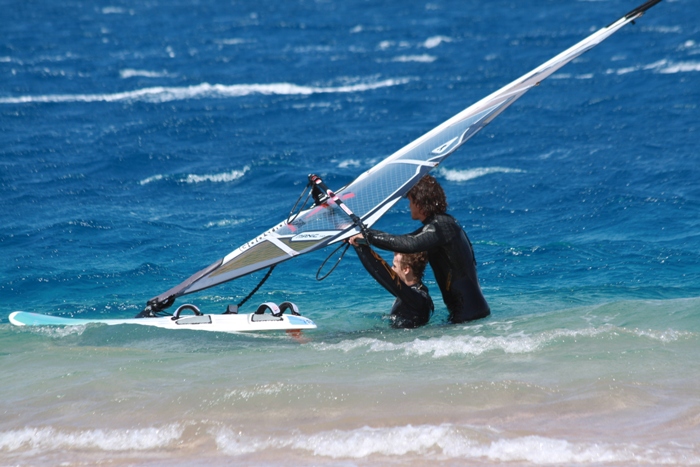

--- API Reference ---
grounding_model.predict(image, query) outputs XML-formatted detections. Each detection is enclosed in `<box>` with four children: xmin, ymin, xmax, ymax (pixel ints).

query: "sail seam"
<box><xmin>389</xmin><ymin>160</ymin><xmax>438</xmax><ymax>167</ymax></box>
<box><xmin>266</xmin><ymin>234</ymin><xmax>299</xmax><ymax>257</ymax></box>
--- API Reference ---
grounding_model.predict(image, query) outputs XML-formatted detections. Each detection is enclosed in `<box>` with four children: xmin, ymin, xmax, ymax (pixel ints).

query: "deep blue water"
<box><xmin>1</xmin><ymin>0</ymin><xmax>699</xmax><ymax>465</ymax></box>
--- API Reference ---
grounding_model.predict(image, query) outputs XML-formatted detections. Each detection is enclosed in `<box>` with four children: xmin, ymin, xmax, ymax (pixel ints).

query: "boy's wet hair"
<box><xmin>399</xmin><ymin>251</ymin><xmax>429</xmax><ymax>282</ymax></box>
<box><xmin>407</xmin><ymin>174</ymin><xmax>447</xmax><ymax>217</ymax></box>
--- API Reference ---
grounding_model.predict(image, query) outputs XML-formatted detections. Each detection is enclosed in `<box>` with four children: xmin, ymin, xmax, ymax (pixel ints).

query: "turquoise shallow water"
<box><xmin>1</xmin><ymin>0</ymin><xmax>699</xmax><ymax>465</ymax></box>
<box><xmin>2</xmin><ymin>298</ymin><xmax>699</xmax><ymax>465</ymax></box>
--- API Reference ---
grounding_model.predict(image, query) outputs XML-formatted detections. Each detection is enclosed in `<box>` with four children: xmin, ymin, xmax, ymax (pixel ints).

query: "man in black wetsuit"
<box><xmin>352</xmin><ymin>243</ymin><xmax>433</xmax><ymax>328</ymax></box>
<box><xmin>350</xmin><ymin>174</ymin><xmax>490</xmax><ymax>323</ymax></box>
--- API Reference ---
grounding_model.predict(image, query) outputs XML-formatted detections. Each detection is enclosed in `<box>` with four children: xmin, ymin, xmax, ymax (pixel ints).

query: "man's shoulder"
<box><xmin>429</xmin><ymin>213</ymin><xmax>459</xmax><ymax>228</ymax></box>
<box><xmin>433</xmin><ymin>213</ymin><xmax>455</xmax><ymax>221</ymax></box>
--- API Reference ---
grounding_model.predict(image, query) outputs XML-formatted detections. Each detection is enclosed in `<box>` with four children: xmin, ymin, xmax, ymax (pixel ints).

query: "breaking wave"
<box><xmin>393</xmin><ymin>54</ymin><xmax>437</xmax><ymax>63</ymax></box>
<box><xmin>119</xmin><ymin>69</ymin><xmax>170</xmax><ymax>79</ymax></box>
<box><xmin>0</xmin><ymin>424</ymin><xmax>183</xmax><ymax>452</ymax></box>
<box><xmin>5</xmin><ymin>421</ymin><xmax>697</xmax><ymax>464</ymax></box>
<box><xmin>423</xmin><ymin>36</ymin><xmax>453</xmax><ymax>49</ymax></box>
<box><xmin>139</xmin><ymin>166</ymin><xmax>250</xmax><ymax>185</ymax></box>
<box><xmin>0</xmin><ymin>79</ymin><xmax>410</xmax><ymax>105</ymax></box>
<box><xmin>313</xmin><ymin>325</ymin><xmax>692</xmax><ymax>358</ymax></box>
<box><xmin>184</xmin><ymin>167</ymin><xmax>250</xmax><ymax>184</ymax></box>
<box><xmin>608</xmin><ymin>59</ymin><xmax>700</xmax><ymax>75</ymax></box>
<box><xmin>213</xmin><ymin>423</ymin><xmax>700</xmax><ymax>463</ymax></box>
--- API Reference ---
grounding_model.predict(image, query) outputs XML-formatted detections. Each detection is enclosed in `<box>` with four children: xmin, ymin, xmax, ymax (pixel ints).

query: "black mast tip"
<box><xmin>625</xmin><ymin>0</ymin><xmax>663</xmax><ymax>20</ymax></box>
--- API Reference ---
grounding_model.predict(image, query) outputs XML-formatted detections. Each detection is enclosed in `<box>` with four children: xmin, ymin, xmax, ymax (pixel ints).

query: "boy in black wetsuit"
<box><xmin>350</xmin><ymin>174</ymin><xmax>490</xmax><ymax>324</ymax></box>
<box><xmin>352</xmin><ymin>243</ymin><xmax>433</xmax><ymax>328</ymax></box>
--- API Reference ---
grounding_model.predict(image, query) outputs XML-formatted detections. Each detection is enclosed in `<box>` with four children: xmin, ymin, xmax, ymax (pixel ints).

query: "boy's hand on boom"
<box><xmin>347</xmin><ymin>234</ymin><xmax>366</xmax><ymax>246</ymax></box>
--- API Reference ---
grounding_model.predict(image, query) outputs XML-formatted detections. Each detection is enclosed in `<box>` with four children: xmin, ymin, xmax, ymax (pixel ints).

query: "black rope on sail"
<box><xmin>287</xmin><ymin>181</ymin><xmax>313</xmax><ymax>224</ymax></box>
<box><xmin>317</xmin><ymin>242</ymin><xmax>351</xmax><ymax>281</ymax></box>
<box><xmin>236</xmin><ymin>265</ymin><xmax>276</xmax><ymax>310</ymax></box>
<box><xmin>308</xmin><ymin>173</ymin><xmax>370</xmax><ymax>281</ymax></box>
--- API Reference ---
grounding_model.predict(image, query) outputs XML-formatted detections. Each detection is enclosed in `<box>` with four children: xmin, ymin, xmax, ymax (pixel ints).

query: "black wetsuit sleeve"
<box><xmin>353</xmin><ymin>245</ymin><xmax>429</xmax><ymax>312</ymax></box>
<box><xmin>365</xmin><ymin>220</ymin><xmax>446</xmax><ymax>254</ymax></box>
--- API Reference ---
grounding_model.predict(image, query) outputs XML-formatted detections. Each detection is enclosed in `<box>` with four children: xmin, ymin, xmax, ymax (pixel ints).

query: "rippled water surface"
<box><xmin>1</xmin><ymin>0</ymin><xmax>699</xmax><ymax>465</ymax></box>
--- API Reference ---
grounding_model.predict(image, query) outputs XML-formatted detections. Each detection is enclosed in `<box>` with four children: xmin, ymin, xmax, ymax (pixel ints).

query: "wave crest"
<box><xmin>607</xmin><ymin>59</ymin><xmax>700</xmax><ymax>75</ymax></box>
<box><xmin>139</xmin><ymin>166</ymin><xmax>250</xmax><ymax>185</ymax></box>
<box><xmin>119</xmin><ymin>69</ymin><xmax>169</xmax><ymax>79</ymax></box>
<box><xmin>213</xmin><ymin>423</ymin><xmax>700</xmax><ymax>463</ymax></box>
<box><xmin>0</xmin><ymin>424</ymin><xmax>183</xmax><ymax>452</ymax></box>
<box><xmin>314</xmin><ymin>325</ymin><xmax>692</xmax><ymax>358</ymax></box>
<box><xmin>393</xmin><ymin>54</ymin><xmax>437</xmax><ymax>63</ymax></box>
<box><xmin>184</xmin><ymin>167</ymin><xmax>250</xmax><ymax>184</ymax></box>
<box><xmin>0</xmin><ymin>79</ymin><xmax>410</xmax><ymax>105</ymax></box>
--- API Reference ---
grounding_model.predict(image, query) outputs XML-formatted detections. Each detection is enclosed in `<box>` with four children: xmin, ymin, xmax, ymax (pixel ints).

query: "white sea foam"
<box><xmin>607</xmin><ymin>59</ymin><xmax>700</xmax><ymax>75</ymax></box>
<box><xmin>101</xmin><ymin>6</ymin><xmax>126</xmax><ymax>14</ymax></box>
<box><xmin>119</xmin><ymin>69</ymin><xmax>169</xmax><ymax>79</ymax></box>
<box><xmin>632</xmin><ymin>327</ymin><xmax>694</xmax><ymax>343</ymax></box>
<box><xmin>212</xmin><ymin>423</ymin><xmax>700</xmax><ymax>463</ymax></box>
<box><xmin>437</xmin><ymin>166</ymin><xmax>525</xmax><ymax>182</ymax></box>
<box><xmin>657</xmin><ymin>61</ymin><xmax>700</xmax><ymax>73</ymax></box>
<box><xmin>25</xmin><ymin>323</ymin><xmax>88</xmax><ymax>338</ymax></box>
<box><xmin>314</xmin><ymin>332</ymin><xmax>544</xmax><ymax>357</ymax></box>
<box><xmin>139</xmin><ymin>167</ymin><xmax>249</xmax><ymax>185</ymax></box>
<box><xmin>645</xmin><ymin>25</ymin><xmax>682</xmax><ymax>34</ymax></box>
<box><xmin>215</xmin><ymin>38</ymin><xmax>250</xmax><ymax>45</ymax></box>
<box><xmin>423</xmin><ymin>36</ymin><xmax>453</xmax><ymax>49</ymax></box>
<box><xmin>297</xmin><ymin>424</ymin><xmax>453</xmax><ymax>457</ymax></box>
<box><xmin>0</xmin><ymin>424</ymin><xmax>183</xmax><ymax>452</ymax></box>
<box><xmin>0</xmin><ymin>79</ymin><xmax>410</xmax><ymax>105</ymax></box>
<box><xmin>222</xmin><ymin>382</ymin><xmax>289</xmax><ymax>401</ymax></box>
<box><xmin>550</xmin><ymin>73</ymin><xmax>594</xmax><ymax>80</ymax></box>
<box><xmin>314</xmin><ymin>325</ymin><xmax>690</xmax><ymax>358</ymax></box>
<box><xmin>205</xmin><ymin>218</ymin><xmax>248</xmax><ymax>228</ymax></box>
<box><xmin>139</xmin><ymin>174</ymin><xmax>164</xmax><ymax>185</ymax></box>
<box><xmin>337</xmin><ymin>159</ymin><xmax>361</xmax><ymax>168</ymax></box>
<box><xmin>184</xmin><ymin>167</ymin><xmax>250</xmax><ymax>184</ymax></box>
<box><xmin>393</xmin><ymin>54</ymin><xmax>437</xmax><ymax>63</ymax></box>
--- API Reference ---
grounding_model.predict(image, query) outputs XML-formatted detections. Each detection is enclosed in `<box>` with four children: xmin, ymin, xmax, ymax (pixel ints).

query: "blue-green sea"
<box><xmin>1</xmin><ymin>0</ymin><xmax>699</xmax><ymax>465</ymax></box>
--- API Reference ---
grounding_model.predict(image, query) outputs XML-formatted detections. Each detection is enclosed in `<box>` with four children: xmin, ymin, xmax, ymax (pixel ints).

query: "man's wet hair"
<box><xmin>399</xmin><ymin>251</ymin><xmax>429</xmax><ymax>282</ymax></box>
<box><xmin>407</xmin><ymin>174</ymin><xmax>447</xmax><ymax>217</ymax></box>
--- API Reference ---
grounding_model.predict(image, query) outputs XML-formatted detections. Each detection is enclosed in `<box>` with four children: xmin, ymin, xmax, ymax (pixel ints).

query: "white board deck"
<box><xmin>8</xmin><ymin>311</ymin><xmax>317</xmax><ymax>333</ymax></box>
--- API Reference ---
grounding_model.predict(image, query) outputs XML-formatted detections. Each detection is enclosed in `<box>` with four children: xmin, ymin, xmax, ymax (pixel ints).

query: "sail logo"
<box><xmin>291</xmin><ymin>232</ymin><xmax>336</xmax><ymax>242</ymax></box>
<box><xmin>238</xmin><ymin>236</ymin><xmax>264</xmax><ymax>253</ymax></box>
<box><xmin>431</xmin><ymin>136</ymin><xmax>459</xmax><ymax>155</ymax></box>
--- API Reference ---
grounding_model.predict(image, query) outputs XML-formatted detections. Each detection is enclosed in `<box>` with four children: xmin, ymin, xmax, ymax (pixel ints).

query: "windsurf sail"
<box><xmin>142</xmin><ymin>0</ymin><xmax>662</xmax><ymax>315</ymax></box>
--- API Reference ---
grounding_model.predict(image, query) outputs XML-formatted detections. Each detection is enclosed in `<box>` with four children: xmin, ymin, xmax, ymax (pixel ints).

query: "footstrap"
<box><xmin>255</xmin><ymin>302</ymin><xmax>281</xmax><ymax>316</ymax></box>
<box><xmin>254</xmin><ymin>301</ymin><xmax>301</xmax><ymax>317</ymax></box>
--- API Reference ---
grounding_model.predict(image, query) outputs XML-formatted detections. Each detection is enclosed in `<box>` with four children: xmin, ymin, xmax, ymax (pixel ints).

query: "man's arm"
<box><xmin>366</xmin><ymin>222</ymin><xmax>444</xmax><ymax>254</ymax></box>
